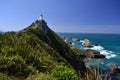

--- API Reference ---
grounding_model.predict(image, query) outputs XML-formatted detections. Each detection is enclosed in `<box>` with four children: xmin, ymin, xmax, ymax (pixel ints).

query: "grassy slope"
<box><xmin>0</xmin><ymin>20</ymin><xmax>86</xmax><ymax>79</ymax></box>
<box><xmin>25</xmin><ymin>21</ymin><xmax>86</xmax><ymax>75</ymax></box>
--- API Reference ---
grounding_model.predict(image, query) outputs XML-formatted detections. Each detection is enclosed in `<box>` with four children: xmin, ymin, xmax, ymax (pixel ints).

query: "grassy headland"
<box><xmin>0</xmin><ymin>20</ymin><xmax>86</xmax><ymax>80</ymax></box>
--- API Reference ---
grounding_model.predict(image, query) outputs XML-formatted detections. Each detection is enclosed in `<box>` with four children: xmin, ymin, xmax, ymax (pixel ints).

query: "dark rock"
<box><xmin>79</xmin><ymin>54</ymin><xmax>85</xmax><ymax>58</ymax></box>
<box><xmin>109</xmin><ymin>64</ymin><xmax>120</xmax><ymax>74</ymax></box>
<box><xmin>85</xmin><ymin>49</ymin><xmax>106</xmax><ymax>58</ymax></box>
<box><xmin>75</xmin><ymin>38</ymin><xmax>80</xmax><ymax>42</ymax></box>
<box><xmin>94</xmin><ymin>54</ymin><xmax>106</xmax><ymax>58</ymax></box>
<box><xmin>95</xmin><ymin>44</ymin><xmax>99</xmax><ymax>46</ymax></box>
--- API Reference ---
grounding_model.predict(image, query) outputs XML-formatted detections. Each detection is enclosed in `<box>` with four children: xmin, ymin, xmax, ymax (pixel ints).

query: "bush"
<box><xmin>0</xmin><ymin>73</ymin><xmax>12</xmax><ymax>80</ymax></box>
<box><xmin>26</xmin><ymin>73</ymin><xmax>57</xmax><ymax>80</ymax></box>
<box><xmin>51</xmin><ymin>65</ymin><xmax>79</xmax><ymax>80</ymax></box>
<box><xmin>70</xmin><ymin>46</ymin><xmax>83</xmax><ymax>55</ymax></box>
<box><xmin>0</xmin><ymin>55</ymin><xmax>36</xmax><ymax>77</ymax></box>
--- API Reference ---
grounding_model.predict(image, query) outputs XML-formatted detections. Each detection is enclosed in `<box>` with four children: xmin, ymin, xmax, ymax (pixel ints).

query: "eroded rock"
<box><xmin>85</xmin><ymin>49</ymin><xmax>105</xmax><ymax>58</ymax></box>
<box><xmin>109</xmin><ymin>64</ymin><xmax>120</xmax><ymax>74</ymax></box>
<box><xmin>82</xmin><ymin>39</ymin><xmax>91</xmax><ymax>48</ymax></box>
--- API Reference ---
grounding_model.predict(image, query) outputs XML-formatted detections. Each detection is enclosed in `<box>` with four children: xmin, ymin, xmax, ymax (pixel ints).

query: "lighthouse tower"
<box><xmin>34</xmin><ymin>14</ymin><xmax>49</xmax><ymax>33</ymax></box>
<box><xmin>38</xmin><ymin>14</ymin><xmax>43</xmax><ymax>21</ymax></box>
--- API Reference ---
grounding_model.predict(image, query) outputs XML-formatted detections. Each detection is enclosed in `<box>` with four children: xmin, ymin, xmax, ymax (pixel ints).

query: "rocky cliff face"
<box><xmin>34</xmin><ymin>19</ymin><xmax>49</xmax><ymax>33</ymax></box>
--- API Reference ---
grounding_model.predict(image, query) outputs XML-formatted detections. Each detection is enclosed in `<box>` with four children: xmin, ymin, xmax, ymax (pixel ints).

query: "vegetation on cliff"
<box><xmin>0</xmin><ymin>20</ymin><xmax>86</xmax><ymax>79</ymax></box>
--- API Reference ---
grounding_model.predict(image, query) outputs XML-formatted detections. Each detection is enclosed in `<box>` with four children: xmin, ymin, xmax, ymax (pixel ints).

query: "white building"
<box><xmin>38</xmin><ymin>14</ymin><xmax>43</xmax><ymax>21</ymax></box>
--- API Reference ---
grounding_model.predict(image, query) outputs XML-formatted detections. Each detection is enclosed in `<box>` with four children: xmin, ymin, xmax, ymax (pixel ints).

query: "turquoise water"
<box><xmin>58</xmin><ymin>33</ymin><xmax>120</xmax><ymax>75</ymax></box>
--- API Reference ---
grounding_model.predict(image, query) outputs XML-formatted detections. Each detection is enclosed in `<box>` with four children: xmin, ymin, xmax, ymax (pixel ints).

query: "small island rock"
<box><xmin>75</xmin><ymin>38</ymin><xmax>80</xmax><ymax>42</ymax></box>
<box><xmin>82</xmin><ymin>39</ymin><xmax>91</xmax><ymax>48</ymax></box>
<box><xmin>94</xmin><ymin>44</ymin><xmax>99</xmax><ymax>46</ymax></box>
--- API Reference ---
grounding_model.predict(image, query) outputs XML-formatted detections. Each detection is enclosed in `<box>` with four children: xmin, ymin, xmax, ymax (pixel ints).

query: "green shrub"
<box><xmin>70</xmin><ymin>46</ymin><xmax>82</xmax><ymax>55</ymax></box>
<box><xmin>0</xmin><ymin>73</ymin><xmax>12</xmax><ymax>80</ymax></box>
<box><xmin>27</xmin><ymin>72</ymin><xmax>57</xmax><ymax>80</ymax></box>
<box><xmin>51</xmin><ymin>65</ymin><xmax>79</xmax><ymax>80</ymax></box>
<box><xmin>0</xmin><ymin>55</ymin><xmax>36</xmax><ymax>77</ymax></box>
<box><xmin>0</xmin><ymin>21</ymin><xmax>86</xmax><ymax>79</ymax></box>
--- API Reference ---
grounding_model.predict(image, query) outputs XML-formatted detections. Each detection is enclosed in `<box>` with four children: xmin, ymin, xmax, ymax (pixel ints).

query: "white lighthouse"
<box><xmin>38</xmin><ymin>14</ymin><xmax>43</xmax><ymax>21</ymax></box>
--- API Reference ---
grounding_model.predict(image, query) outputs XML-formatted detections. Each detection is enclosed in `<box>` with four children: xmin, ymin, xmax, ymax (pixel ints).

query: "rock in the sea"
<box><xmin>75</xmin><ymin>38</ymin><xmax>80</xmax><ymax>42</ymax></box>
<box><xmin>94</xmin><ymin>44</ymin><xmax>99</xmax><ymax>46</ymax></box>
<box><xmin>85</xmin><ymin>49</ymin><xmax>106</xmax><ymax>58</ymax></box>
<box><xmin>109</xmin><ymin>64</ymin><xmax>120</xmax><ymax>74</ymax></box>
<box><xmin>82</xmin><ymin>39</ymin><xmax>91</xmax><ymax>48</ymax></box>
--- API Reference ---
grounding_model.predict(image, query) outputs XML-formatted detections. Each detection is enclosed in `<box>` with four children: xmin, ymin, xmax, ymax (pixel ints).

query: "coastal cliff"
<box><xmin>0</xmin><ymin>19</ymin><xmax>86</xmax><ymax>79</ymax></box>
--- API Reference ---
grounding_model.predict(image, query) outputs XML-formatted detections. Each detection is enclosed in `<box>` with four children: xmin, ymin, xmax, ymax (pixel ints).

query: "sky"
<box><xmin>0</xmin><ymin>0</ymin><xmax>120</xmax><ymax>34</ymax></box>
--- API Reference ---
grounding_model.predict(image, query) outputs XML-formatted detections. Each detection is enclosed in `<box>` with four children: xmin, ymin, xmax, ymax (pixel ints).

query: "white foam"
<box><xmin>73</xmin><ymin>39</ymin><xmax>117</xmax><ymax>59</ymax></box>
<box><xmin>101</xmin><ymin>49</ymin><xmax>116</xmax><ymax>58</ymax></box>
<box><xmin>105</xmin><ymin>54</ymin><xmax>116</xmax><ymax>59</ymax></box>
<box><xmin>83</xmin><ymin>45</ymin><xmax>116</xmax><ymax>59</ymax></box>
<box><xmin>100</xmin><ymin>50</ymin><xmax>111</xmax><ymax>55</ymax></box>
<box><xmin>80</xmin><ymin>40</ymin><xmax>84</xmax><ymax>43</ymax></box>
<box><xmin>100</xmin><ymin>50</ymin><xmax>116</xmax><ymax>59</ymax></box>
<box><xmin>72</xmin><ymin>43</ymin><xmax>75</xmax><ymax>45</ymax></box>
<box><xmin>111</xmin><ymin>54</ymin><xmax>116</xmax><ymax>57</ymax></box>
<box><xmin>91</xmin><ymin>45</ymin><xmax>104</xmax><ymax>51</ymax></box>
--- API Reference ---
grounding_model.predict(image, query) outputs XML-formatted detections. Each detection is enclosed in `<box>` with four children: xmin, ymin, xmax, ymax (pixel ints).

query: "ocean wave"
<box><xmin>84</xmin><ymin>45</ymin><xmax>116</xmax><ymax>59</ymax></box>
<box><xmin>72</xmin><ymin>43</ymin><xmax>75</xmax><ymax>45</ymax></box>
<box><xmin>91</xmin><ymin>45</ymin><xmax>104</xmax><ymax>51</ymax></box>
<box><xmin>100</xmin><ymin>50</ymin><xmax>116</xmax><ymax>59</ymax></box>
<box><xmin>73</xmin><ymin>39</ymin><xmax>116</xmax><ymax>59</ymax></box>
<box><xmin>80</xmin><ymin>40</ymin><xmax>84</xmax><ymax>43</ymax></box>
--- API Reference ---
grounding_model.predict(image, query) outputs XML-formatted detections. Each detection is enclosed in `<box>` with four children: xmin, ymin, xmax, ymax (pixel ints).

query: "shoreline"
<box><xmin>59</xmin><ymin>33</ymin><xmax>120</xmax><ymax>80</ymax></box>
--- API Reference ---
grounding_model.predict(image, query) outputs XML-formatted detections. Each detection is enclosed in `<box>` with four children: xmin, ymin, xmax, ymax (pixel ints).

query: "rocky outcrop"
<box><xmin>94</xmin><ymin>44</ymin><xmax>99</xmax><ymax>46</ymax></box>
<box><xmin>82</xmin><ymin>39</ymin><xmax>91</xmax><ymax>48</ymax></box>
<box><xmin>64</xmin><ymin>39</ymin><xmax>72</xmax><ymax>44</ymax></box>
<box><xmin>75</xmin><ymin>38</ymin><xmax>80</xmax><ymax>42</ymax></box>
<box><xmin>85</xmin><ymin>49</ymin><xmax>106</xmax><ymax>58</ymax></box>
<box><xmin>109</xmin><ymin>64</ymin><xmax>120</xmax><ymax>74</ymax></box>
<box><xmin>35</xmin><ymin>19</ymin><xmax>49</xmax><ymax>33</ymax></box>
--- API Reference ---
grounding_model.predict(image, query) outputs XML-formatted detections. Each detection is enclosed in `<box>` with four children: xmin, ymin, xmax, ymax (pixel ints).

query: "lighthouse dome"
<box><xmin>38</xmin><ymin>15</ymin><xmax>43</xmax><ymax>21</ymax></box>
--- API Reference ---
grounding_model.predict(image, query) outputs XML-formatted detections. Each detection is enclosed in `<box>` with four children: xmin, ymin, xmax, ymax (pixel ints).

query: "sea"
<box><xmin>57</xmin><ymin>33</ymin><xmax>120</xmax><ymax>79</ymax></box>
